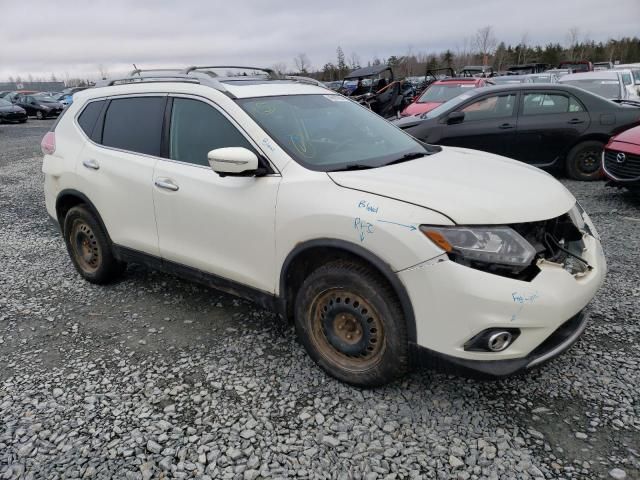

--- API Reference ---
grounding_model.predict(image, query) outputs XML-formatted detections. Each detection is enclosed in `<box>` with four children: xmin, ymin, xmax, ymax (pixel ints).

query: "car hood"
<box><xmin>0</xmin><ymin>105</ymin><xmax>24</xmax><ymax>113</ymax></box>
<box><xmin>401</xmin><ymin>102</ymin><xmax>442</xmax><ymax>116</ymax></box>
<box><xmin>327</xmin><ymin>147</ymin><xmax>576</xmax><ymax>224</ymax></box>
<box><xmin>612</xmin><ymin>125</ymin><xmax>640</xmax><ymax>145</ymax></box>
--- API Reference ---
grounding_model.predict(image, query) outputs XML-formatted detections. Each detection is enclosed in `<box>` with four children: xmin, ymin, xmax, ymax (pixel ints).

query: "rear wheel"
<box><xmin>294</xmin><ymin>260</ymin><xmax>408</xmax><ymax>387</ymax></box>
<box><xmin>565</xmin><ymin>141</ymin><xmax>605</xmax><ymax>181</ymax></box>
<box><xmin>63</xmin><ymin>205</ymin><xmax>126</xmax><ymax>284</ymax></box>
<box><xmin>36</xmin><ymin>110</ymin><xmax>43</xmax><ymax>120</ymax></box>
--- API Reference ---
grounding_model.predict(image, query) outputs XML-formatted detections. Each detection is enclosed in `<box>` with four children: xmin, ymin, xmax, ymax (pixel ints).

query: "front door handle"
<box><xmin>154</xmin><ymin>178</ymin><xmax>179</xmax><ymax>192</ymax></box>
<box><xmin>498</xmin><ymin>123</ymin><xmax>514</xmax><ymax>129</ymax></box>
<box><xmin>82</xmin><ymin>159</ymin><xmax>100</xmax><ymax>170</ymax></box>
<box><xmin>567</xmin><ymin>118</ymin><xmax>584</xmax><ymax>124</ymax></box>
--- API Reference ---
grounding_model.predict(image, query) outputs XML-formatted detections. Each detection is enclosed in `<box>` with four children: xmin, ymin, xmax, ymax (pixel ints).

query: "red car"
<box><xmin>603</xmin><ymin>125</ymin><xmax>640</xmax><ymax>191</ymax></box>
<box><xmin>400</xmin><ymin>78</ymin><xmax>492</xmax><ymax>117</ymax></box>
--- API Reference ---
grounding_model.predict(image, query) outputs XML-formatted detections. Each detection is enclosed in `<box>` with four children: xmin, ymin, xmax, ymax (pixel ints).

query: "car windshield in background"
<box><xmin>417</xmin><ymin>84</ymin><xmax>475</xmax><ymax>103</ymax></box>
<box><xmin>421</xmin><ymin>92</ymin><xmax>476</xmax><ymax>119</ymax></box>
<box><xmin>563</xmin><ymin>79</ymin><xmax>621</xmax><ymax>99</ymax></box>
<box><xmin>34</xmin><ymin>95</ymin><xmax>58</xmax><ymax>102</ymax></box>
<box><xmin>0</xmin><ymin>99</ymin><xmax>12</xmax><ymax>107</ymax></box>
<box><xmin>237</xmin><ymin>94</ymin><xmax>427</xmax><ymax>171</ymax></box>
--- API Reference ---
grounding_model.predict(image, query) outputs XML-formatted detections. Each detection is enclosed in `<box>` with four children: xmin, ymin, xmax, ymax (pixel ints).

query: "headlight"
<box><xmin>568</xmin><ymin>202</ymin><xmax>598</xmax><ymax>240</ymax></box>
<box><xmin>421</xmin><ymin>225</ymin><xmax>536</xmax><ymax>270</ymax></box>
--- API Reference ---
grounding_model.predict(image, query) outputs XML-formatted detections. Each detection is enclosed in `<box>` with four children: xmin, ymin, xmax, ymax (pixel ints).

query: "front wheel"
<box><xmin>36</xmin><ymin>110</ymin><xmax>44</xmax><ymax>120</ymax></box>
<box><xmin>294</xmin><ymin>260</ymin><xmax>408</xmax><ymax>387</ymax></box>
<box><xmin>565</xmin><ymin>141</ymin><xmax>605</xmax><ymax>181</ymax></box>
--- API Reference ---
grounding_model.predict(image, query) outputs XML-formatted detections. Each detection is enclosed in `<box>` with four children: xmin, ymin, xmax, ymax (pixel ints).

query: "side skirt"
<box><xmin>112</xmin><ymin>245</ymin><xmax>280</xmax><ymax>312</ymax></box>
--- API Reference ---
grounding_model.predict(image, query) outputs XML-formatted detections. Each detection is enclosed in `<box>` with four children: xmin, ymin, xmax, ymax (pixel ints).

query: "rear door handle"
<box><xmin>568</xmin><ymin>118</ymin><xmax>584</xmax><ymax>124</ymax></box>
<box><xmin>154</xmin><ymin>178</ymin><xmax>179</xmax><ymax>192</ymax></box>
<box><xmin>498</xmin><ymin>123</ymin><xmax>514</xmax><ymax>129</ymax></box>
<box><xmin>82</xmin><ymin>159</ymin><xmax>100</xmax><ymax>170</ymax></box>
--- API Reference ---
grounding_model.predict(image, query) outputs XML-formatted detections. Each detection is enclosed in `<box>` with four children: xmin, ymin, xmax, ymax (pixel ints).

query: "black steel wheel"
<box><xmin>294</xmin><ymin>260</ymin><xmax>408</xmax><ymax>387</ymax></box>
<box><xmin>565</xmin><ymin>141</ymin><xmax>605</xmax><ymax>181</ymax></box>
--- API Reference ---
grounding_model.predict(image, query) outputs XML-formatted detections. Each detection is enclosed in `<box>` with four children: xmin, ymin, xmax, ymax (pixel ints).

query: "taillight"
<box><xmin>41</xmin><ymin>132</ymin><xmax>56</xmax><ymax>155</ymax></box>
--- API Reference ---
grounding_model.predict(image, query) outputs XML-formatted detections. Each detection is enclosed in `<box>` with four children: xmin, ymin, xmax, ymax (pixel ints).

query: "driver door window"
<box><xmin>461</xmin><ymin>94</ymin><xmax>516</xmax><ymax>121</ymax></box>
<box><xmin>169</xmin><ymin>98</ymin><xmax>256</xmax><ymax>167</ymax></box>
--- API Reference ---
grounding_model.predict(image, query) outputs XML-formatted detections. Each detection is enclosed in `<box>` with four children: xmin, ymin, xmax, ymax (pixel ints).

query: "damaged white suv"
<box><xmin>43</xmin><ymin>67</ymin><xmax>606</xmax><ymax>386</ymax></box>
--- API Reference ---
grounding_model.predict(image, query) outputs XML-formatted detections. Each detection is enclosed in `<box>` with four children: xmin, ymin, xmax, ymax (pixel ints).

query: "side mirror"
<box><xmin>208</xmin><ymin>147</ymin><xmax>263</xmax><ymax>177</ymax></box>
<box><xmin>446</xmin><ymin>111</ymin><xmax>465</xmax><ymax>125</ymax></box>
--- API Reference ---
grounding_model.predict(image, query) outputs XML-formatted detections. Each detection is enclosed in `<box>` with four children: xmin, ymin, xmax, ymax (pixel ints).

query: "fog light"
<box><xmin>464</xmin><ymin>328</ymin><xmax>520</xmax><ymax>352</ymax></box>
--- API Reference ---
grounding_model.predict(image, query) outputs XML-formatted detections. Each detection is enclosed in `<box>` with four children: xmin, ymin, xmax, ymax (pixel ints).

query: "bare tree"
<box><xmin>567</xmin><ymin>27</ymin><xmax>580</xmax><ymax>60</ymax></box>
<box><xmin>97</xmin><ymin>64</ymin><xmax>109</xmax><ymax>80</ymax></box>
<box><xmin>271</xmin><ymin>62</ymin><xmax>288</xmax><ymax>75</ymax></box>
<box><xmin>517</xmin><ymin>32</ymin><xmax>529</xmax><ymax>64</ymax></box>
<box><xmin>474</xmin><ymin>26</ymin><xmax>497</xmax><ymax>65</ymax></box>
<box><xmin>348</xmin><ymin>52</ymin><xmax>361</xmax><ymax>70</ymax></box>
<box><xmin>293</xmin><ymin>53</ymin><xmax>311</xmax><ymax>74</ymax></box>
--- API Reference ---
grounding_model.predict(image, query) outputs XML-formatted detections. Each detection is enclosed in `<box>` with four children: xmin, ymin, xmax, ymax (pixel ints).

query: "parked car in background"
<box><xmin>325</xmin><ymin>81</ymin><xmax>342</xmax><ymax>91</ymax></box>
<box><xmin>602</xmin><ymin>125</ymin><xmax>640</xmax><ymax>192</ymax></box>
<box><xmin>546</xmin><ymin>68</ymin><xmax>572</xmax><ymax>78</ymax></box>
<box><xmin>14</xmin><ymin>94</ymin><xmax>64</xmax><ymax>119</ymax></box>
<box><xmin>507</xmin><ymin>63</ymin><xmax>549</xmax><ymax>75</ymax></box>
<box><xmin>400</xmin><ymin>77</ymin><xmax>492</xmax><ymax>117</ymax></box>
<box><xmin>593</xmin><ymin>61</ymin><xmax>614</xmax><ymax>70</ymax></box>
<box><xmin>559</xmin><ymin>70</ymin><xmax>639</xmax><ymax>101</ymax></box>
<box><xmin>524</xmin><ymin>73</ymin><xmax>559</xmax><ymax>83</ymax></box>
<box><xmin>0</xmin><ymin>98</ymin><xmax>27</xmax><ymax>123</ymax></box>
<box><xmin>491</xmin><ymin>75</ymin><xmax>527</xmax><ymax>85</ymax></box>
<box><xmin>43</xmin><ymin>67</ymin><xmax>606</xmax><ymax>386</ymax></box>
<box><xmin>393</xmin><ymin>83</ymin><xmax>640</xmax><ymax>180</ymax></box>
<box><xmin>559</xmin><ymin>61</ymin><xmax>593</xmax><ymax>73</ymax></box>
<box><xmin>460</xmin><ymin>65</ymin><xmax>494</xmax><ymax>77</ymax></box>
<box><xmin>56</xmin><ymin>93</ymin><xmax>74</xmax><ymax>106</ymax></box>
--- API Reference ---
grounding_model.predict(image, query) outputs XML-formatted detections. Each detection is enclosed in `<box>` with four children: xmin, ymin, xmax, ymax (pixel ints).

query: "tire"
<box><xmin>294</xmin><ymin>260</ymin><xmax>408</xmax><ymax>387</ymax></box>
<box><xmin>19</xmin><ymin>118</ymin><xmax>27</xmax><ymax>123</ymax></box>
<box><xmin>36</xmin><ymin>111</ymin><xmax>43</xmax><ymax>120</ymax></box>
<box><xmin>565</xmin><ymin>141</ymin><xmax>605</xmax><ymax>181</ymax></box>
<box><xmin>63</xmin><ymin>205</ymin><xmax>126</xmax><ymax>284</ymax></box>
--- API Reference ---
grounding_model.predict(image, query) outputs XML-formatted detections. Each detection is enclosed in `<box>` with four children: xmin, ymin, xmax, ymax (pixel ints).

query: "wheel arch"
<box><xmin>279</xmin><ymin>238</ymin><xmax>417</xmax><ymax>344</ymax></box>
<box><xmin>563</xmin><ymin>133</ymin><xmax>611</xmax><ymax>159</ymax></box>
<box><xmin>55</xmin><ymin>189</ymin><xmax>111</xmax><ymax>242</ymax></box>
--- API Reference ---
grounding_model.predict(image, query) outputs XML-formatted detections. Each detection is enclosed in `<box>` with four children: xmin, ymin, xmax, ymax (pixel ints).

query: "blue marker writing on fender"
<box><xmin>354</xmin><ymin>217</ymin><xmax>374</xmax><ymax>242</ymax></box>
<box><xmin>358</xmin><ymin>200</ymin><xmax>379</xmax><ymax>214</ymax></box>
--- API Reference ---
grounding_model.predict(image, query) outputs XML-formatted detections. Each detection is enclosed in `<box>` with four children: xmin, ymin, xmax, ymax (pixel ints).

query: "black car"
<box><xmin>394</xmin><ymin>84</ymin><xmax>640</xmax><ymax>180</ymax></box>
<box><xmin>14</xmin><ymin>94</ymin><xmax>64</xmax><ymax>119</ymax></box>
<box><xmin>0</xmin><ymin>98</ymin><xmax>28</xmax><ymax>123</ymax></box>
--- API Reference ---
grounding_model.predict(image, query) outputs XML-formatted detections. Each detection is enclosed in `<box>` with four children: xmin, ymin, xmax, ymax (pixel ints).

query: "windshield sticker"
<box><xmin>324</xmin><ymin>95</ymin><xmax>348</xmax><ymax>102</ymax></box>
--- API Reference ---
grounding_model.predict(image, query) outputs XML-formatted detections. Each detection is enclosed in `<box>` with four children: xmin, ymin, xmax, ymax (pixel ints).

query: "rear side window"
<box><xmin>102</xmin><ymin>97</ymin><xmax>165</xmax><ymax>156</ymax></box>
<box><xmin>168</xmin><ymin>97</ymin><xmax>255</xmax><ymax>166</ymax></box>
<box><xmin>77</xmin><ymin>100</ymin><xmax>105</xmax><ymax>137</ymax></box>
<box><xmin>522</xmin><ymin>93</ymin><xmax>584</xmax><ymax>115</ymax></box>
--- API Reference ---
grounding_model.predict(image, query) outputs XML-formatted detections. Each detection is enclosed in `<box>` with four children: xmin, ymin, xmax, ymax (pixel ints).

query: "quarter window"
<box><xmin>522</xmin><ymin>93</ymin><xmax>584</xmax><ymax>115</ymax></box>
<box><xmin>77</xmin><ymin>100</ymin><xmax>104</xmax><ymax>137</ymax></box>
<box><xmin>169</xmin><ymin>98</ymin><xmax>255</xmax><ymax>167</ymax></box>
<box><xmin>102</xmin><ymin>97</ymin><xmax>165</xmax><ymax>156</ymax></box>
<box><xmin>461</xmin><ymin>94</ymin><xmax>516</xmax><ymax>121</ymax></box>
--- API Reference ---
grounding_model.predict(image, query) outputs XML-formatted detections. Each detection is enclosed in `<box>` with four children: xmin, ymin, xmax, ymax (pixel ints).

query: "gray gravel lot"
<box><xmin>0</xmin><ymin>121</ymin><xmax>638</xmax><ymax>479</ymax></box>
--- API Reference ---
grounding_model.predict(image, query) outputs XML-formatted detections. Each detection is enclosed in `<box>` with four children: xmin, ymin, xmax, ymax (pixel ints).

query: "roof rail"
<box><xmin>183</xmin><ymin>65</ymin><xmax>281</xmax><ymax>79</ymax></box>
<box><xmin>105</xmin><ymin>75</ymin><xmax>200</xmax><ymax>87</ymax></box>
<box><xmin>129</xmin><ymin>68</ymin><xmax>184</xmax><ymax>76</ymax></box>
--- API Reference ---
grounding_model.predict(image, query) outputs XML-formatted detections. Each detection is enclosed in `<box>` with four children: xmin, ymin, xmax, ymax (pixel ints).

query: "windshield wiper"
<box><xmin>330</xmin><ymin>164</ymin><xmax>375</xmax><ymax>172</ymax></box>
<box><xmin>383</xmin><ymin>152</ymin><xmax>426</xmax><ymax>167</ymax></box>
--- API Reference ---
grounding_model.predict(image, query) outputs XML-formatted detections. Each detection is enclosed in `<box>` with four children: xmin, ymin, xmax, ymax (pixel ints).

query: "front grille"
<box><xmin>604</xmin><ymin>148</ymin><xmax>640</xmax><ymax>180</ymax></box>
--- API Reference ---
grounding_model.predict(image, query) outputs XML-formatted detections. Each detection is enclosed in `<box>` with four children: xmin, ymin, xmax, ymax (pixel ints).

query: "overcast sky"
<box><xmin>1</xmin><ymin>0</ymin><xmax>638</xmax><ymax>80</ymax></box>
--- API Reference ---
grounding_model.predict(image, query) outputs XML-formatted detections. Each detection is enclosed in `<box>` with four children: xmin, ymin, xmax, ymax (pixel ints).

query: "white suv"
<box><xmin>43</xmin><ymin>66</ymin><xmax>606</xmax><ymax>386</ymax></box>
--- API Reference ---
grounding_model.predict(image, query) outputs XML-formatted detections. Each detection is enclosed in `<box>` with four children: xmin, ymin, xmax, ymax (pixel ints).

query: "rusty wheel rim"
<box><xmin>70</xmin><ymin>220</ymin><xmax>101</xmax><ymax>274</ymax></box>
<box><xmin>309</xmin><ymin>288</ymin><xmax>385</xmax><ymax>372</ymax></box>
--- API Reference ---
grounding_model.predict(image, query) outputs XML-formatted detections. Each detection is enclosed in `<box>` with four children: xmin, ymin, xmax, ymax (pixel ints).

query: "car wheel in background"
<box><xmin>36</xmin><ymin>111</ymin><xmax>43</xmax><ymax>120</ymax></box>
<box><xmin>565</xmin><ymin>140</ymin><xmax>605</xmax><ymax>181</ymax></box>
<box><xmin>294</xmin><ymin>260</ymin><xmax>408</xmax><ymax>387</ymax></box>
<box><xmin>19</xmin><ymin>118</ymin><xmax>27</xmax><ymax>123</ymax></box>
<box><xmin>63</xmin><ymin>205</ymin><xmax>126</xmax><ymax>284</ymax></box>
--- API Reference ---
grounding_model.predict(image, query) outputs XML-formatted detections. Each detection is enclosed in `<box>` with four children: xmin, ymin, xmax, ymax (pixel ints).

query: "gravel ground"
<box><xmin>0</xmin><ymin>121</ymin><xmax>638</xmax><ymax>480</ymax></box>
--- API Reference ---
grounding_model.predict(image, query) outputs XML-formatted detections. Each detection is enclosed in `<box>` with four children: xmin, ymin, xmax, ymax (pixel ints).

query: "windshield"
<box><xmin>417</xmin><ymin>84</ymin><xmax>475</xmax><ymax>103</ymax></box>
<box><xmin>34</xmin><ymin>95</ymin><xmax>57</xmax><ymax>102</ymax></box>
<box><xmin>237</xmin><ymin>94</ymin><xmax>428</xmax><ymax>171</ymax></box>
<box><xmin>0</xmin><ymin>99</ymin><xmax>12</xmax><ymax>107</ymax></box>
<box><xmin>422</xmin><ymin>92</ymin><xmax>476</xmax><ymax>119</ymax></box>
<box><xmin>562</xmin><ymin>79</ymin><xmax>621</xmax><ymax>99</ymax></box>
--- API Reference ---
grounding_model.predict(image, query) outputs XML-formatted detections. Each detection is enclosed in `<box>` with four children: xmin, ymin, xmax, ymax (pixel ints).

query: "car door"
<box><xmin>152</xmin><ymin>95</ymin><xmax>281</xmax><ymax>293</ymax></box>
<box><xmin>513</xmin><ymin>91</ymin><xmax>590</xmax><ymax>166</ymax></box>
<box><xmin>75</xmin><ymin>95</ymin><xmax>165</xmax><ymax>256</ymax></box>
<box><xmin>21</xmin><ymin>96</ymin><xmax>35</xmax><ymax>115</ymax></box>
<box><xmin>437</xmin><ymin>91</ymin><xmax>518</xmax><ymax>157</ymax></box>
